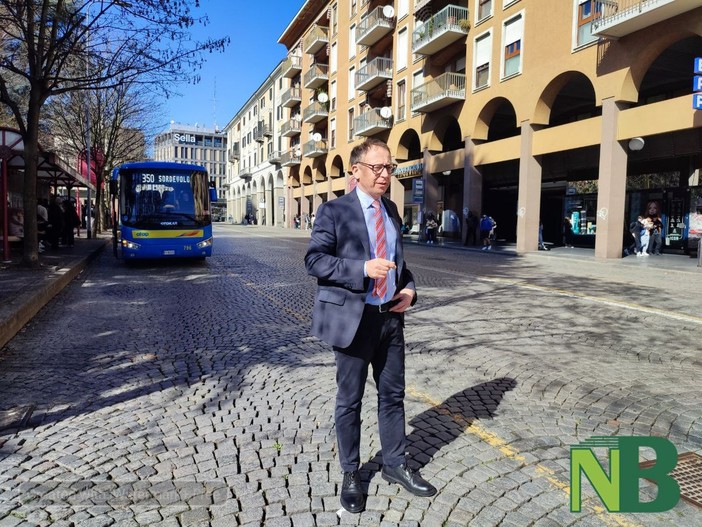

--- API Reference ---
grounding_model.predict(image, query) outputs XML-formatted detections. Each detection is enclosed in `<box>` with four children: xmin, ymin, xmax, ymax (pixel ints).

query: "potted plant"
<box><xmin>458</xmin><ymin>18</ymin><xmax>471</xmax><ymax>32</ymax></box>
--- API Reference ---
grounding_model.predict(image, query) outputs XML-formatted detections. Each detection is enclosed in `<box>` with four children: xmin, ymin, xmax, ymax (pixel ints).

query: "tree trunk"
<box><xmin>21</xmin><ymin>90</ymin><xmax>42</xmax><ymax>268</ymax></box>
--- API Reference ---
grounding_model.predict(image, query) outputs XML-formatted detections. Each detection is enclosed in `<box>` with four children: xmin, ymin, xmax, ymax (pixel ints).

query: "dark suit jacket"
<box><xmin>305</xmin><ymin>189</ymin><xmax>416</xmax><ymax>348</ymax></box>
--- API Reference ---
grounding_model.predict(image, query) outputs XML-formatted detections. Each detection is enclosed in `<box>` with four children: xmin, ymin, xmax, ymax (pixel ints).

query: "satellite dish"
<box><xmin>312</xmin><ymin>132</ymin><xmax>322</xmax><ymax>142</ymax></box>
<box><xmin>317</xmin><ymin>92</ymin><xmax>329</xmax><ymax>103</ymax></box>
<box><xmin>382</xmin><ymin>5</ymin><xmax>395</xmax><ymax>18</ymax></box>
<box><xmin>379</xmin><ymin>106</ymin><xmax>392</xmax><ymax>119</ymax></box>
<box><xmin>294</xmin><ymin>148</ymin><xmax>301</xmax><ymax>156</ymax></box>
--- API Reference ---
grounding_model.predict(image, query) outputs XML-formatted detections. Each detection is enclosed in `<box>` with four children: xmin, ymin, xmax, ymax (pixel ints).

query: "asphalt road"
<box><xmin>0</xmin><ymin>224</ymin><xmax>701</xmax><ymax>527</ymax></box>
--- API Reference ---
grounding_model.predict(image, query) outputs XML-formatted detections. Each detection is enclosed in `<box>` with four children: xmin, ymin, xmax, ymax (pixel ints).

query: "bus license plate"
<box><xmin>163</xmin><ymin>250</ymin><xmax>175</xmax><ymax>255</ymax></box>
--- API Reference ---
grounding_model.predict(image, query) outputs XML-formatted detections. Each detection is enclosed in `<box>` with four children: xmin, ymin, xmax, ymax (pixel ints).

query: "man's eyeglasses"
<box><xmin>356</xmin><ymin>162</ymin><xmax>398</xmax><ymax>175</ymax></box>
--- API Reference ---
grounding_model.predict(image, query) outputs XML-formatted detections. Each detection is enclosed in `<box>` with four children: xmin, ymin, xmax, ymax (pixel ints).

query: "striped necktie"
<box><xmin>372</xmin><ymin>199</ymin><xmax>387</xmax><ymax>299</ymax></box>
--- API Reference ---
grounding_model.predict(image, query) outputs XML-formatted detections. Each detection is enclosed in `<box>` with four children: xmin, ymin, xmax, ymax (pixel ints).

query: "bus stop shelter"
<box><xmin>1</xmin><ymin>127</ymin><xmax>95</xmax><ymax>262</ymax></box>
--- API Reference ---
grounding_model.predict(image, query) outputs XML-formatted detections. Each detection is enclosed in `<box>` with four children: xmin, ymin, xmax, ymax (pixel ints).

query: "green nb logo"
<box><xmin>570</xmin><ymin>436</ymin><xmax>680</xmax><ymax>513</ymax></box>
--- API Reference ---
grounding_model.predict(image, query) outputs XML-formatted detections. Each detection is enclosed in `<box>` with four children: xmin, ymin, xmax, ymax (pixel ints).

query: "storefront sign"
<box><xmin>394</xmin><ymin>162</ymin><xmax>423</xmax><ymax>180</ymax></box>
<box><xmin>412</xmin><ymin>179</ymin><xmax>424</xmax><ymax>204</ymax></box>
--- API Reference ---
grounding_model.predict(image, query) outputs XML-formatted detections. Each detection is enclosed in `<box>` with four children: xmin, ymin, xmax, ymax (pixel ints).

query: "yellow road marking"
<box><xmin>407</xmin><ymin>386</ymin><xmax>642</xmax><ymax>527</ymax></box>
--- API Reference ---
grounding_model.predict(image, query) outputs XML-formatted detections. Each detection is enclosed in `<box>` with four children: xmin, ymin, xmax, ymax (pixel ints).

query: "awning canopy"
<box><xmin>0</xmin><ymin>127</ymin><xmax>95</xmax><ymax>191</ymax></box>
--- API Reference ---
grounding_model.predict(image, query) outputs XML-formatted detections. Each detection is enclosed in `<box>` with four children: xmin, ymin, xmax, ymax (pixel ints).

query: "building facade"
<box><xmin>153</xmin><ymin>123</ymin><xmax>228</xmax><ymax>220</ymax></box>
<box><xmin>269</xmin><ymin>0</ymin><xmax>702</xmax><ymax>258</ymax></box>
<box><xmin>224</xmin><ymin>64</ymin><xmax>287</xmax><ymax>227</ymax></box>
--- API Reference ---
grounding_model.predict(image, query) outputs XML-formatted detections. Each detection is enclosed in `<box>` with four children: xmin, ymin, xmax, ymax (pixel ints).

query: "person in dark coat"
<box><xmin>47</xmin><ymin>196</ymin><xmax>64</xmax><ymax>250</ymax></box>
<box><xmin>61</xmin><ymin>199</ymin><xmax>81</xmax><ymax>247</ymax></box>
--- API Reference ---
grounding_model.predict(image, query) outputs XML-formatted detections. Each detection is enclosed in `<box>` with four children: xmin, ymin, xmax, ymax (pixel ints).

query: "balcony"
<box><xmin>591</xmin><ymin>0</ymin><xmax>701</xmax><ymax>39</ymax></box>
<box><xmin>303</xmin><ymin>138</ymin><xmax>328</xmax><ymax>158</ymax></box>
<box><xmin>304</xmin><ymin>25</ymin><xmax>329</xmax><ymax>55</ymax></box>
<box><xmin>282</xmin><ymin>54</ymin><xmax>302</xmax><ymax>78</ymax></box>
<box><xmin>281</xmin><ymin>86</ymin><xmax>302</xmax><ymax>108</ymax></box>
<box><xmin>354</xmin><ymin>110</ymin><xmax>393</xmax><ymax>137</ymax></box>
<box><xmin>303</xmin><ymin>63</ymin><xmax>329</xmax><ymax>90</ymax></box>
<box><xmin>303</xmin><ymin>102</ymin><xmax>329</xmax><ymax>124</ymax></box>
<box><xmin>356</xmin><ymin>57</ymin><xmax>393</xmax><ymax>92</ymax></box>
<box><xmin>411</xmin><ymin>72</ymin><xmax>466</xmax><ymax>113</ymax></box>
<box><xmin>228</xmin><ymin>143</ymin><xmax>240</xmax><ymax>161</ymax></box>
<box><xmin>412</xmin><ymin>5</ymin><xmax>469</xmax><ymax>56</ymax></box>
<box><xmin>280</xmin><ymin>119</ymin><xmax>302</xmax><ymax>137</ymax></box>
<box><xmin>269</xmin><ymin>151</ymin><xmax>282</xmax><ymax>164</ymax></box>
<box><xmin>356</xmin><ymin>5</ymin><xmax>396</xmax><ymax>47</ymax></box>
<box><xmin>280</xmin><ymin>148</ymin><xmax>301</xmax><ymax>167</ymax></box>
<box><xmin>238</xmin><ymin>168</ymin><xmax>252</xmax><ymax>181</ymax></box>
<box><xmin>414</xmin><ymin>0</ymin><xmax>432</xmax><ymax>13</ymax></box>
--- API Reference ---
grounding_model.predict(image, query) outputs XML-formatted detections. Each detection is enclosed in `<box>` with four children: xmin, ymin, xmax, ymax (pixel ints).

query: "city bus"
<box><xmin>109</xmin><ymin>161</ymin><xmax>215</xmax><ymax>260</ymax></box>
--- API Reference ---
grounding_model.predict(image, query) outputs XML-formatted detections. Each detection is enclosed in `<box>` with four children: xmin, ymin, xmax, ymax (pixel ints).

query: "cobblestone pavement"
<box><xmin>0</xmin><ymin>225</ymin><xmax>701</xmax><ymax>527</ymax></box>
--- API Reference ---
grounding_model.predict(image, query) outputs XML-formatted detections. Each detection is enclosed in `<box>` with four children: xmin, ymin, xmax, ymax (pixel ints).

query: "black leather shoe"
<box><xmin>382</xmin><ymin>463</ymin><xmax>437</xmax><ymax>497</ymax></box>
<box><xmin>340</xmin><ymin>471</ymin><xmax>365</xmax><ymax>513</ymax></box>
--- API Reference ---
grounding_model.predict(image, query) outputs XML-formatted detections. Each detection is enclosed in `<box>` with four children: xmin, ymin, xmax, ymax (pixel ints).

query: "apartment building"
<box><xmin>153</xmin><ymin>122</ymin><xmax>228</xmax><ymax>219</ymax></box>
<box><xmin>273</xmin><ymin>0</ymin><xmax>702</xmax><ymax>258</ymax></box>
<box><xmin>224</xmin><ymin>64</ymin><xmax>286</xmax><ymax>226</ymax></box>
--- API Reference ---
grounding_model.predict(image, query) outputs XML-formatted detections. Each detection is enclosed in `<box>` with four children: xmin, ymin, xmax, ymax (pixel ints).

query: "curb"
<box><xmin>0</xmin><ymin>240</ymin><xmax>108</xmax><ymax>350</ymax></box>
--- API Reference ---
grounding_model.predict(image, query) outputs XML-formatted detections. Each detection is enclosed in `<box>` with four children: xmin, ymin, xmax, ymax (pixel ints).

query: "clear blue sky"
<box><xmin>161</xmin><ymin>0</ymin><xmax>304</xmax><ymax>131</ymax></box>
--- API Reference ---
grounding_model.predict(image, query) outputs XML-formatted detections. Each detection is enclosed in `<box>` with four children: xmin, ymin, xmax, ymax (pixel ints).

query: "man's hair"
<box><xmin>349</xmin><ymin>138</ymin><xmax>391</xmax><ymax>166</ymax></box>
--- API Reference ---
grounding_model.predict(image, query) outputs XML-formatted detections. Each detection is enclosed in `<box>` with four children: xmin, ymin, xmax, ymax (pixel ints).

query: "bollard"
<box><xmin>698</xmin><ymin>237</ymin><xmax>702</xmax><ymax>268</ymax></box>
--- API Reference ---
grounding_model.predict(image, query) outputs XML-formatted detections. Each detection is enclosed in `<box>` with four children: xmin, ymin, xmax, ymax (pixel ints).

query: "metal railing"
<box><xmin>355</xmin><ymin>57</ymin><xmax>393</xmax><ymax>90</ymax></box>
<box><xmin>303</xmin><ymin>139</ymin><xmax>328</xmax><ymax>157</ymax></box>
<box><xmin>281</xmin><ymin>86</ymin><xmax>302</xmax><ymax>106</ymax></box>
<box><xmin>280</xmin><ymin>119</ymin><xmax>302</xmax><ymax>136</ymax></box>
<box><xmin>303</xmin><ymin>102</ymin><xmax>329</xmax><ymax>122</ymax></box>
<box><xmin>354</xmin><ymin>110</ymin><xmax>393</xmax><ymax>136</ymax></box>
<box><xmin>412</xmin><ymin>5</ymin><xmax>470</xmax><ymax>52</ymax></box>
<box><xmin>411</xmin><ymin>72</ymin><xmax>466</xmax><ymax>111</ymax></box>
<box><xmin>304</xmin><ymin>63</ymin><xmax>329</xmax><ymax>87</ymax></box>
<box><xmin>304</xmin><ymin>25</ymin><xmax>329</xmax><ymax>53</ymax></box>
<box><xmin>594</xmin><ymin>0</ymin><xmax>660</xmax><ymax>28</ymax></box>
<box><xmin>356</xmin><ymin>5</ymin><xmax>395</xmax><ymax>44</ymax></box>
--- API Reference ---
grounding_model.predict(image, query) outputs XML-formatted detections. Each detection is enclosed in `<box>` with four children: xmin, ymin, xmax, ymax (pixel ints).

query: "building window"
<box><xmin>478</xmin><ymin>0</ymin><xmax>492</xmax><ymax>21</ymax></box>
<box><xmin>349</xmin><ymin>25</ymin><xmax>356</xmax><ymax>59</ymax></box>
<box><xmin>502</xmin><ymin>13</ymin><xmax>523</xmax><ymax>78</ymax></box>
<box><xmin>398</xmin><ymin>0</ymin><xmax>409</xmax><ymax>19</ymax></box>
<box><xmin>396</xmin><ymin>28</ymin><xmax>408</xmax><ymax>71</ymax></box>
<box><xmin>576</xmin><ymin>1</ymin><xmax>601</xmax><ymax>47</ymax></box>
<box><xmin>348</xmin><ymin>66</ymin><xmax>355</xmax><ymax>100</ymax></box>
<box><xmin>331</xmin><ymin>42</ymin><xmax>338</xmax><ymax>73</ymax></box>
<box><xmin>474</xmin><ymin>31</ymin><xmax>492</xmax><ymax>90</ymax></box>
<box><xmin>350</xmin><ymin>0</ymin><xmax>356</xmax><ymax>17</ymax></box>
<box><xmin>331</xmin><ymin>80</ymin><xmax>337</xmax><ymax>111</ymax></box>
<box><xmin>348</xmin><ymin>108</ymin><xmax>354</xmax><ymax>141</ymax></box>
<box><xmin>330</xmin><ymin>118</ymin><xmax>336</xmax><ymax>148</ymax></box>
<box><xmin>396</xmin><ymin>80</ymin><xmax>406</xmax><ymax>121</ymax></box>
<box><xmin>332</xmin><ymin>3</ymin><xmax>338</xmax><ymax>35</ymax></box>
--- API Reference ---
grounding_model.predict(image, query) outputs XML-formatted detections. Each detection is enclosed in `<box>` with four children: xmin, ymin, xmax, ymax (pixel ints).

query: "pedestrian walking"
<box><xmin>305</xmin><ymin>138</ymin><xmax>436</xmax><ymax>514</ymax></box>
<box><xmin>480</xmin><ymin>214</ymin><xmax>496</xmax><ymax>251</ymax></box>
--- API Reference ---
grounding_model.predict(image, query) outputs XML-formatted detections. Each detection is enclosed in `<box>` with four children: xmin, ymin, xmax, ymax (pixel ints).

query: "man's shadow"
<box><xmin>360</xmin><ymin>377</ymin><xmax>517</xmax><ymax>480</ymax></box>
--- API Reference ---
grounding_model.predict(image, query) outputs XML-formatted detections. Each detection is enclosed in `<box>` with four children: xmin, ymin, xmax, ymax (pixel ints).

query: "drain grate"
<box><xmin>0</xmin><ymin>405</ymin><xmax>34</xmax><ymax>432</ymax></box>
<box><xmin>641</xmin><ymin>452</ymin><xmax>702</xmax><ymax>509</ymax></box>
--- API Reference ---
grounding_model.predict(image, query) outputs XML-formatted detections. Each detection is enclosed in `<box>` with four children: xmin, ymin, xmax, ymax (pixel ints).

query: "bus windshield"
<box><xmin>119</xmin><ymin>168</ymin><xmax>211</xmax><ymax>228</ymax></box>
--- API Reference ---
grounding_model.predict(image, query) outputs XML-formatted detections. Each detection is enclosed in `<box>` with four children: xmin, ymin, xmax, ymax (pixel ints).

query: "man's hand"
<box><xmin>366</xmin><ymin>258</ymin><xmax>396</xmax><ymax>279</ymax></box>
<box><xmin>389</xmin><ymin>288</ymin><xmax>414</xmax><ymax>313</ymax></box>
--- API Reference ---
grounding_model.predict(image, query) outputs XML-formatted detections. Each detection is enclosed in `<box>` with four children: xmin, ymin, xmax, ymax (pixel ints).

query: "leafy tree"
<box><xmin>0</xmin><ymin>0</ymin><xmax>228</xmax><ymax>267</ymax></box>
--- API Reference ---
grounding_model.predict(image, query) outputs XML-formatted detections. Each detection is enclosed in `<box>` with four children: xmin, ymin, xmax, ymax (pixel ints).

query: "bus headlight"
<box><xmin>122</xmin><ymin>240</ymin><xmax>141</xmax><ymax>250</ymax></box>
<box><xmin>196</xmin><ymin>238</ymin><xmax>213</xmax><ymax>249</ymax></box>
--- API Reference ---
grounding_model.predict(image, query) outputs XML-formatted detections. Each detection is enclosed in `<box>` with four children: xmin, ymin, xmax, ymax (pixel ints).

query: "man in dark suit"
<box><xmin>305</xmin><ymin>138</ymin><xmax>436</xmax><ymax>514</ymax></box>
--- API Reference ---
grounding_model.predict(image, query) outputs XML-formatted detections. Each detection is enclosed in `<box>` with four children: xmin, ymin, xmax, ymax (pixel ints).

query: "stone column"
<box><xmin>595</xmin><ymin>98</ymin><xmax>628</xmax><ymax>259</ymax></box>
<box><xmin>462</xmin><ymin>137</ymin><xmax>482</xmax><ymax>243</ymax></box>
<box><xmin>516</xmin><ymin>121</ymin><xmax>542</xmax><ymax>253</ymax></box>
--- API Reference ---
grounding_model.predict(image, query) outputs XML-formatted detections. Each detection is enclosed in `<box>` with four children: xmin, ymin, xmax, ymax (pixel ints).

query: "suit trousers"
<box><xmin>333</xmin><ymin>308</ymin><xmax>407</xmax><ymax>472</ymax></box>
